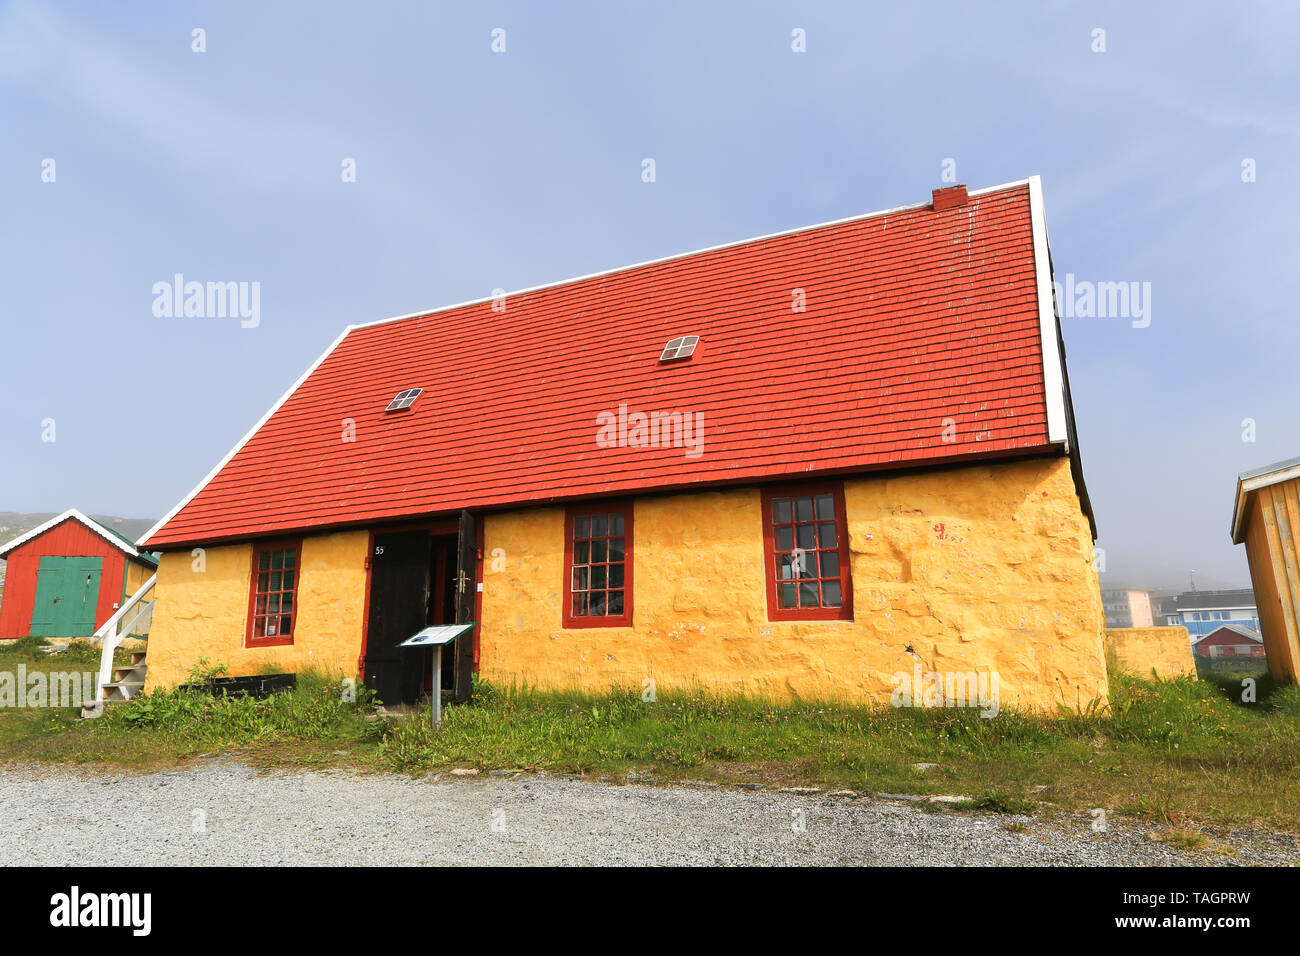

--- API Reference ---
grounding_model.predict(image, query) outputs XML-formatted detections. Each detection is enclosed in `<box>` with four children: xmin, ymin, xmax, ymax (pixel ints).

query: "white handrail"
<box><xmin>94</xmin><ymin>573</ymin><xmax>156</xmax><ymax>701</ymax></box>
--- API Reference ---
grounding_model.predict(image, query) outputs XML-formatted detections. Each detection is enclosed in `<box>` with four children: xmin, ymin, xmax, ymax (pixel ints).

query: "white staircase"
<box><xmin>97</xmin><ymin>649</ymin><xmax>149</xmax><ymax>703</ymax></box>
<box><xmin>80</xmin><ymin>574</ymin><xmax>155</xmax><ymax>719</ymax></box>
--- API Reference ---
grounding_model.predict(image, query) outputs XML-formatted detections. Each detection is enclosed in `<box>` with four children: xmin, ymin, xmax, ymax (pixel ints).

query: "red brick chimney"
<box><xmin>932</xmin><ymin>184</ymin><xmax>968</xmax><ymax>212</ymax></box>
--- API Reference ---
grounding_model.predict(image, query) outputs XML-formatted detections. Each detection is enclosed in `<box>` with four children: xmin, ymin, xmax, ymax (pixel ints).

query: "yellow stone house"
<box><xmin>138</xmin><ymin>178</ymin><xmax>1108</xmax><ymax>712</ymax></box>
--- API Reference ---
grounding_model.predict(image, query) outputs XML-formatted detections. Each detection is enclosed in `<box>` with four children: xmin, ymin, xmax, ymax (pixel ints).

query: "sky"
<box><xmin>2</xmin><ymin>1</ymin><xmax>1297</xmax><ymax>589</ymax></box>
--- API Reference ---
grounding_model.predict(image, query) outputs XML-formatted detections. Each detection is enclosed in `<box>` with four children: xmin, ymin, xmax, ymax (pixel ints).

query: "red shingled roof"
<box><xmin>142</xmin><ymin>179</ymin><xmax>1069</xmax><ymax>549</ymax></box>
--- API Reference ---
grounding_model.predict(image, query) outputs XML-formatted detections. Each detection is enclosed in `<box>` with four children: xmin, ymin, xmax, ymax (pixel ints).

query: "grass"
<box><xmin>967</xmin><ymin>790</ymin><xmax>1038</xmax><ymax>815</ymax></box>
<box><xmin>0</xmin><ymin>636</ymin><xmax>54</xmax><ymax>659</ymax></box>
<box><xmin>1196</xmin><ymin>661</ymin><xmax>1271</xmax><ymax>694</ymax></box>
<box><xmin>0</xmin><ymin>642</ymin><xmax>1296</xmax><ymax>833</ymax></box>
<box><xmin>0</xmin><ymin>665</ymin><xmax>383</xmax><ymax>769</ymax></box>
<box><xmin>0</xmin><ymin>635</ymin><xmax>131</xmax><ymax>667</ymax></box>
<box><xmin>1149</xmin><ymin>828</ymin><xmax>1211</xmax><ymax>851</ymax></box>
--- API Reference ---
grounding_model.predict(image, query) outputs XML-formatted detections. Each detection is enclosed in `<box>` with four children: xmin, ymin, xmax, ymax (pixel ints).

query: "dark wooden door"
<box><xmin>364</xmin><ymin>530</ymin><xmax>430</xmax><ymax>705</ymax></box>
<box><xmin>453</xmin><ymin>510</ymin><xmax>477</xmax><ymax>703</ymax></box>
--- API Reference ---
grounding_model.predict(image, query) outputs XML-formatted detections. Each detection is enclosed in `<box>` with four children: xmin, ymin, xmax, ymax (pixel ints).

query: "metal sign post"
<box><xmin>398</xmin><ymin>623</ymin><xmax>477</xmax><ymax>732</ymax></box>
<box><xmin>432</xmin><ymin>644</ymin><xmax>442</xmax><ymax>730</ymax></box>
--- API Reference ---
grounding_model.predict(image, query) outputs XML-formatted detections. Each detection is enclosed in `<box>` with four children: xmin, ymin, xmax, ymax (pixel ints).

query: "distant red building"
<box><xmin>0</xmin><ymin>510</ymin><xmax>158</xmax><ymax>640</ymax></box>
<box><xmin>1193</xmin><ymin>623</ymin><xmax>1266</xmax><ymax>660</ymax></box>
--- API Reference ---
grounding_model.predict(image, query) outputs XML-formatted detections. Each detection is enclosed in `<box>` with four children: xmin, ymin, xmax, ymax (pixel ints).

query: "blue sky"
<box><xmin>2</xmin><ymin>1</ymin><xmax>1296</xmax><ymax>588</ymax></box>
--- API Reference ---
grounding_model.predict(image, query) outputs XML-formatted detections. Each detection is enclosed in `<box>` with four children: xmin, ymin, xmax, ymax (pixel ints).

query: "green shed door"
<box><xmin>30</xmin><ymin>556</ymin><xmax>103</xmax><ymax>637</ymax></box>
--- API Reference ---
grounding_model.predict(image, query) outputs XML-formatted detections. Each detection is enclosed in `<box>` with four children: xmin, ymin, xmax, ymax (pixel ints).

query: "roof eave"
<box><xmin>1028</xmin><ymin>175</ymin><xmax>1069</xmax><ymax>449</ymax></box>
<box><xmin>1028</xmin><ymin>175</ymin><xmax>1097</xmax><ymax>539</ymax></box>
<box><xmin>138</xmin><ymin>443</ymin><xmax>1069</xmax><ymax>552</ymax></box>
<box><xmin>1231</xmin><ymin>478</ymin><xmax>1249</xmax><ymax>545</ymax></box>
<box><xmin>1232</xmin><ymin>457</ymin><xmax>1300</xmax><ymax>545</ymax></box>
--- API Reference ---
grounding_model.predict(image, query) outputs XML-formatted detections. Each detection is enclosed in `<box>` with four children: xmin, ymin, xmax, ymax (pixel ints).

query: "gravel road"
<box><xmin>1</xmin><ymin>761</ymin><xmax>1293</xmax><ymax>866</ymax></box>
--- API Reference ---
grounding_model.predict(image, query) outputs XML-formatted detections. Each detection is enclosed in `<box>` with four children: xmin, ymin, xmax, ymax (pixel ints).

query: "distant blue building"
<box><xmin>1160</xmin><ymin>588</ymin><xmax>1259</xmax><ymax>639</ymax></box>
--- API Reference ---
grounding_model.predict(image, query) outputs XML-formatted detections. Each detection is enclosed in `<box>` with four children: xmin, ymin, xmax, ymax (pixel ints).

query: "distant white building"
<box><xmin>1100</xmin><ymin>587</ymin><xmax>1154</xmax><ymax>628</ymax></box>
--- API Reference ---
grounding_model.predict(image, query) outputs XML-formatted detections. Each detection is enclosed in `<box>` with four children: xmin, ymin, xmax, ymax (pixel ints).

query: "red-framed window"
<box><xmin>760</xmin><ymin>483</ymin><xmax>852</xmax><ymax>621</ymax></box>
<box><xmin>563</xmin><ymin>504</ymin><xmax>633</xmax><ymax>628</ymax></box>
<box><xmin>246</xmin><ymin>540</ymin><xmax>301</xmax><ymax>647</ymax></box>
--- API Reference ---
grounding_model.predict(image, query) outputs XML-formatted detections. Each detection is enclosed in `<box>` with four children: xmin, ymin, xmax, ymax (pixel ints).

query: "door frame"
<box><xmin>358</xmin><ymin>515</ymin><xmax>481</xmax><ymax>702</ymax></box>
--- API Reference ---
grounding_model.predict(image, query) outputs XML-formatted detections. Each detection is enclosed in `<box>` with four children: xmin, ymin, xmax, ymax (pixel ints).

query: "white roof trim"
<box><xmin>0</xmin><ymin>509</ymin><xmax>142</xmax><ymax>560</ymax></box>
<box><xmin>1231</xmin><ymin>459</ymin><xmax>1300</xmax><ymax>544</ymax></box>
<box><xmin>1027</xmin><ymin>175</ymin><xmax>1069</xmax><ymax>447</ymax></box>
<box><xmin>349</xmin><ymin>177</ymin><xmax>1042</xmax><ymax>333</ymax></box>
<box><xmin>140</xmin><ymin>177</ymin><xmax>1044</xmax><ymax>547</ymax></box>
<box><xmin>137</xmin><ymin>325</ymin><xmax>357</xmax><ymax>548</ymax></box>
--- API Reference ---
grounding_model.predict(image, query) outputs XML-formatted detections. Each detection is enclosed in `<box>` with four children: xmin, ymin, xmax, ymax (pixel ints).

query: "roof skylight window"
<box><xmin>385</xmin><ymin>388</ymin><xmax>423</xmax><ymax>412</ymax></box>
<box><xmin>659</xmin><ymin>335</ymin><xmax>699</xmax><ymax>362</ymax></box>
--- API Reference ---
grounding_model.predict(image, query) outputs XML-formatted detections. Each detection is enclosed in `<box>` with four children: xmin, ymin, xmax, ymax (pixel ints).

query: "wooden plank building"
<box><xmin>1232</xmin><ymin>457</ymin><xmax>1300</xmax><ymax>681</ymax></box>
<box><xmin>0</xmin><ymin>510</ymin><xmax>158</xmax><ymax>640</ymax></box>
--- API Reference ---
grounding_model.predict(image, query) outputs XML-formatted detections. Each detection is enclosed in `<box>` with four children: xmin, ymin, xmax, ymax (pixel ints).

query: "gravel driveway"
<box><xmin>1</xmin><ymin>761</ymin><xmax>1294</xmax><ymax>866</ymax></box>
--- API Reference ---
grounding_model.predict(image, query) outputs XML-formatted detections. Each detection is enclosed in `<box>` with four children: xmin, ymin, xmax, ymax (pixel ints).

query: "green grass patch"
<box><xmin>372</xmin><ymin>673</ymin><xmax>1300</xmax><ymax>831</ymax></box>
<box><xmin>109</xmin><ymin>672</ymin><xmax>375</xmax><ymax>745</ymax></box>
<box><xmin>0</xmin><ymin>636</ymin><xmax>131</xmax><ymax>668</ymax></box>
<box><xmin>0</xmin><ymin>654</ymin><xmax>385</xmax><ymax>769</ymax></box>
<box><xmin>0</xmin><ymin>645</ymin><xmax>1296</xmax><ymax>832</ymax></box>
<box><xmin>0</xmin><ymin>636</ymin><xmax>54</xmax><ymax>659</ymax></box>
<box><xmin>1149</xmin><ymin>828</ymin><xmax>1212</xmax><ymax>851</ymax></box>
<box><xmin>969</xmin><ymin>790</ymin><xmax>1037</xmax><ymax>815</ymax></box>
<box><xmin>1196</xmin><ymin>658</ymin><xmax>1268</xmax><ymax>683</ymax></box>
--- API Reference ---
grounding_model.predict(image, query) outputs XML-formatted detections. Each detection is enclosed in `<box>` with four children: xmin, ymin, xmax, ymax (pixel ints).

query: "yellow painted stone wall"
<box><xmin>143</xmin><ymin>529</ymin><xmax>369</xmax><ymax>689</ymax></box>
<box><xmin>1105</xmin><ymin>626</ymin><xmax>1196</xmax><ymax>680</ymax></box>
<box><xmin>124</xmin><ymin>559</ymin><xmax>153</xmax><ymax>598</ymax></box>
<box><xmin>480</xmin><ymin>456</ymin><xmax>1109</xmax><ymax>713</ymax></box>
<box><xmin>142</xmin><ymin>456</ymin><xmax>1107</xmax><ymax>712</ymax></box>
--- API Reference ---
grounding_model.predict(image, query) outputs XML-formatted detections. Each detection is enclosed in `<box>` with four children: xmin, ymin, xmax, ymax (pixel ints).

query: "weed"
<box><xmin>185</xmin><ymin>657</ymin><xmax>229</xmax><ymax>685</ymax></box>
<box><xmin>1149</xmin><ymin>828</ymin><xmax>1209</xmax><ymax>851</ymax></box>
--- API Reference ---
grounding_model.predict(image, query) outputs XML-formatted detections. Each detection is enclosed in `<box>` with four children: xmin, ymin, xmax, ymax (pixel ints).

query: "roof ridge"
<box><xmin>347</xmin><ymin>177</ymin><xmax>1037</xmax><ymax>336</ymax></box>
<box><xmin>0</xmin><ymin>509</ymin><xmax>153</xmax><ymax>562</ymax></box>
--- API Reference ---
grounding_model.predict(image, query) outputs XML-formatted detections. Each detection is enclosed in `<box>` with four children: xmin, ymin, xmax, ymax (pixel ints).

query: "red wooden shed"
<box><xmin>1193</xmin><ymin>623</ymin><xmax>1266</xmax><ymax>660</ymax></box>
<box><xmin>0</xmin><ymin>510</ymin><xmax>159</xmax><ymax>640</ymax></box>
